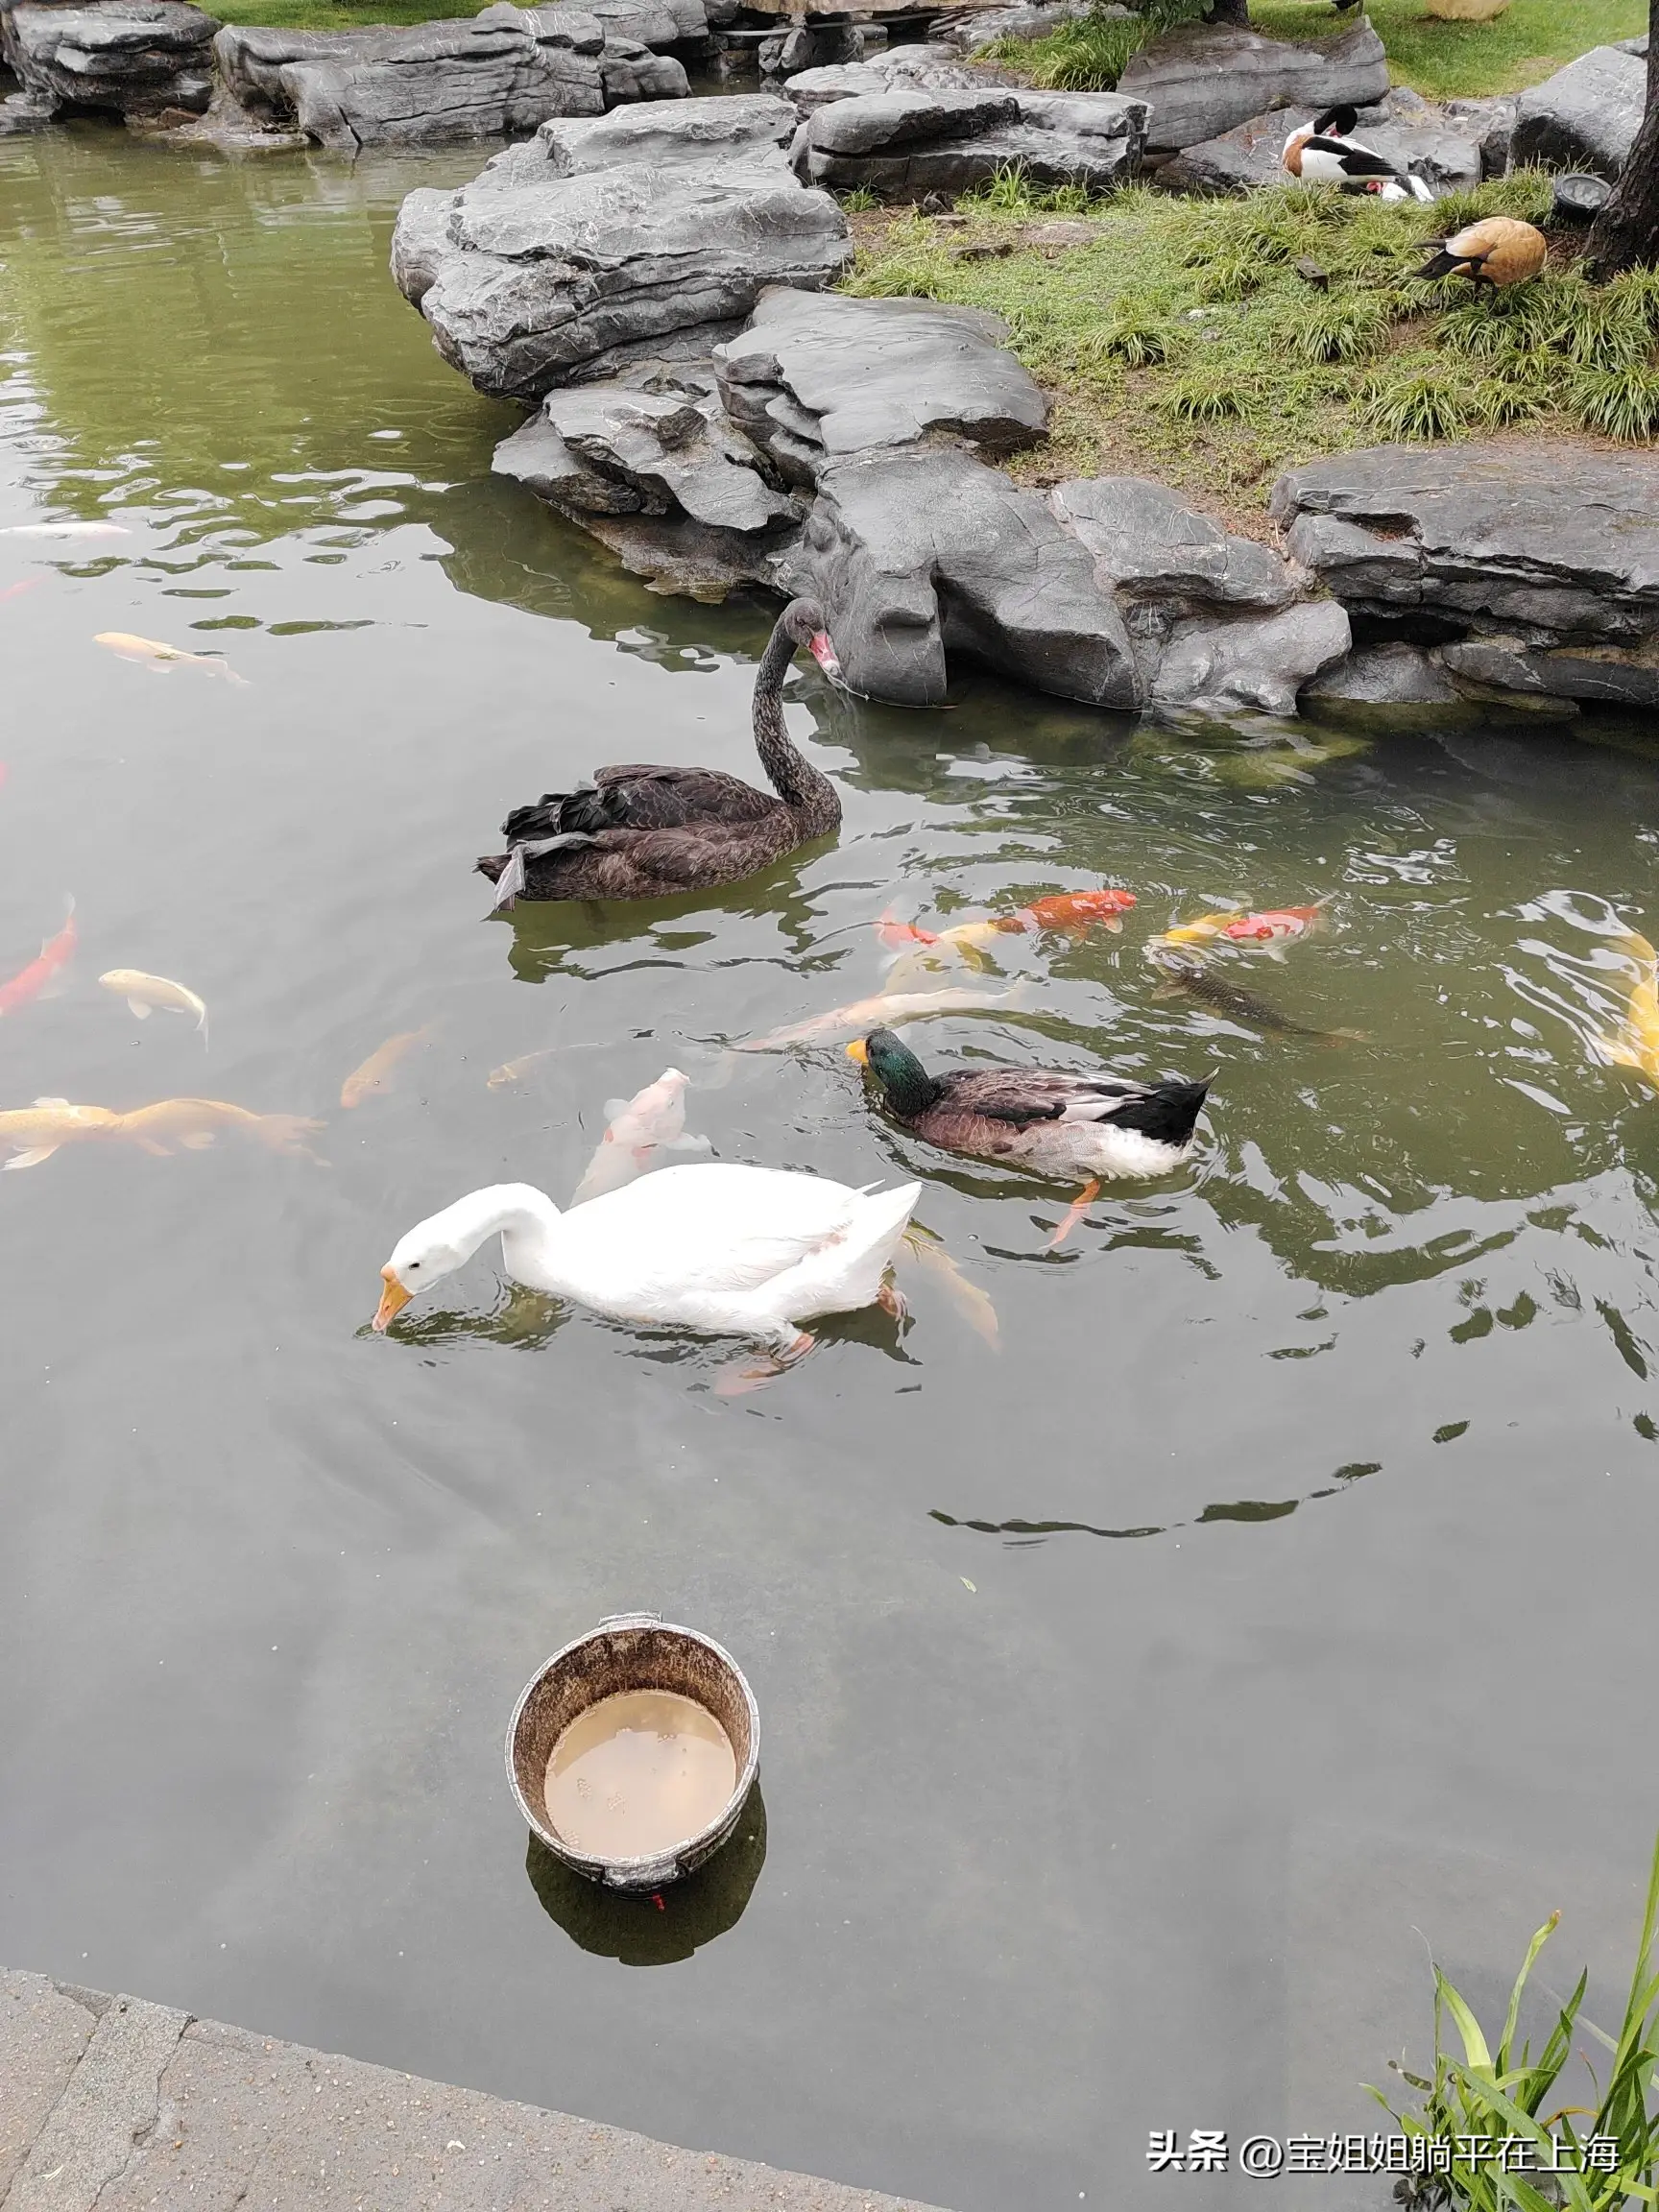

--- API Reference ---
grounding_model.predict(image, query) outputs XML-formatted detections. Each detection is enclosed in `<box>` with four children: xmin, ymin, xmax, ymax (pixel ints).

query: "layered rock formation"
<box><xmin>1271</xmin><ymin>445</ymin><xmax>1659</xmax><ymax>711</ymax></box>
<box><xmin>1157</xmin><ymin>84</ymin><xmax>1500</xmax><ymax>198</ymax></box>
<box><xmin>2</xmin><ymin>0</ymin><xmax>219</xmax><ymax>121</ymax></box>
<box><xmin>788</xmin><ymin>83</ymin><xmax>1148</xmax><ymax>198</ymax></box>
<box><xmin>392</xmin><ymin>96</ymin><xmax>851</xmax><ymax>401</ymax></box>
<box><xmin>1118</xmin><ymin>17</ymin><xmax>1388</xmax><ymax>155</ymax></box>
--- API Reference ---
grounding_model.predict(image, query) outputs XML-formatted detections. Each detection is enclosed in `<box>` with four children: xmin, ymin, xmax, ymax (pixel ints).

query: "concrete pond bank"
<box><xmin>1</xmin><ymin>1969</ymin><xmax>949</xmax><ymax>2212</ymax></box>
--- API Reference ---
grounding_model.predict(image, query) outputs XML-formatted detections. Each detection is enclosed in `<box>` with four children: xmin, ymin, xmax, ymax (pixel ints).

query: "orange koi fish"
<box><xmin>0</xmin><ymin>899</ymin><xmax>75</xmax><ymax>1018</ymax></box>
<box><xmin>1221</xmin><ymin>900</ymin><xmax>1330</xmax><ymax>955</ymax></box>
<box><xmin>1013</xmin><ymin>889</ymin><xmax>1137</xmax><ymax>934</ymax></box>
<box><xmin>0</xmin><ymin>580</ymin><xmax>43</xmax><ymax>604</ymax></box>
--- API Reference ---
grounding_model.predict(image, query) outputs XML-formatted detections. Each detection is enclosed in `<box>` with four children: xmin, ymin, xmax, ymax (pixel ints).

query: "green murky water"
<box><xmin>3</xmin><ymin>124</ymin><xmax>1657</xmax><ymax>2212</ymax></box>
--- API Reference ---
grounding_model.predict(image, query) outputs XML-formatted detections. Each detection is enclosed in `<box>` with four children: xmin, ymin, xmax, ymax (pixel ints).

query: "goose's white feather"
<box><xmin>383</xmin><ymin>1163</ymin><xmax>921</xmax><ymax>1346</ymax></box>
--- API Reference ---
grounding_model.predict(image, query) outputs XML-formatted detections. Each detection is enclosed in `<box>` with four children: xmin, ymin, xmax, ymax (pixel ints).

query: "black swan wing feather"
<box><xmin>502</xmin><ymin>766</ymin><xmax>781</xmax><ymax>842</ymax></box>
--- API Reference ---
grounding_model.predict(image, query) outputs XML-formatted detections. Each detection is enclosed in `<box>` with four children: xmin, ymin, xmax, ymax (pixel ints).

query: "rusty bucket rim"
<box><xmin>504</xmin><ymin>1611</ymin><xmax>760</xmax><ymax>1885</ymax></box>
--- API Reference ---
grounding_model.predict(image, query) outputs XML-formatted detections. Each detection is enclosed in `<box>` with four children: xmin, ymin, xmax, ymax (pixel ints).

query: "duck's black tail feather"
<box><xmin>1107</xmin><ymin>1079</ymin><xmax>1211</xmax><ymax>1146</ymax></box>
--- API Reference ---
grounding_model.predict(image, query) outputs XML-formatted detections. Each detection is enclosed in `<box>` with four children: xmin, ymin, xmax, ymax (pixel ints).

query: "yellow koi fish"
<box><xmin>114</xmin><ymin>1098</ymin><xmax>324</xmax><ymax>1157</ymax></box>
<box><xmin>488</xmin><ymin>1046</ymin><xmax>557</xmax><ymax>1090</ymax></box>
<box><xmin>99</xmin><ymin>968</ymin><xmax>208</xmax><ymax>1041</ymax></box>
<box><xmin>1148</xmin><ymin>909</ymin><xmax>1243</xmax><ymax>952</ymax></box>
<box><xmin>735</xmin><ymin>987</ymin><xmax>1024</xmax><ymax>1052</ymax></box>
<box><xmin>1598</xmin><ymin>931</ymin><xmax>1659</xmax><ymax>1084</ymax></box>
<box><xmin>899</xmin><ymin>1227</ymin><xmax>999</xmax><ymax>1347</ymax></box>
<box><xmin>341</xmin><ymin>1026</ymin><xmax>432</xmax><ymax>1109</ymax></box>
<box><xmin>0</xmin><ymin>1099</ymin><xmax>122</xmax><ymax>1170</ymax></box>
<box><xmin>95</xmin><ymin>632</ymin><xmax>249</xmax><ymax>685</ymax></box>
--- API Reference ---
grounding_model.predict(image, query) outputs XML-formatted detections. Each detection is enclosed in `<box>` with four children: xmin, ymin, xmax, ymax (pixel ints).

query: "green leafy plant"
<box><xmin>1159</xmin><ymin>367</ymin><xmax>1259</xmax><ymax>424</ymax></box>
<box><xmin>1571</xmin><ymin>361</ymin><xmax>1659</xmax><ymax>443</ymax></box>
<box><xmin>1089</xmin><ymin>302</ymin><xmax>1184</xmax><ymax>368</ymax></box>
<box><xmin>838</xmin><ymin>185</ymin><xmax>879</xmax><ymax>214</ymax></box>
<box><xmin>1371</xmin><ymin>1828</ymin><xmax>1659</xmax><ymax>2212</ymax></box>
<box><xmin>1283</xmin><ymin>290</ymin><xmax>1393</xmax><ymax>364</ymax></box>
<box><xmin>980</xmin><ymin>0</ymin><xmax>1206</xmax><ymax>90</ymax></box>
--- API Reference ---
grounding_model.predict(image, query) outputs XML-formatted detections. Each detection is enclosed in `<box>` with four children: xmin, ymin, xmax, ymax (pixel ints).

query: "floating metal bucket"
<box><xmin>505</xmin><ymin>1612</ymin><xmax>759</xmax><ymax>1891</ymax></box>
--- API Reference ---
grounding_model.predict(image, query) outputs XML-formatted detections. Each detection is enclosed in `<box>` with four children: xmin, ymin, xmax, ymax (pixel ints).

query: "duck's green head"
<box><xmin>847</xmin><ymin>1025</ymin><xmax>940</xmax><ymax>1118</ymax></box>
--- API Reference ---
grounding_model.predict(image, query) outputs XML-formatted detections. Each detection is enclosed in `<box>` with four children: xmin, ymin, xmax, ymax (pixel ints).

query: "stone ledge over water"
<box><xmin>0</xmin><ymin>1967</ymin><xmax>950</xmax><ymax>2212</ymax></box>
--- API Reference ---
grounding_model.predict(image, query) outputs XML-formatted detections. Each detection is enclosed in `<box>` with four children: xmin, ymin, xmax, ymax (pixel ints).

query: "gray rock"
<box><xmin>1443</xmin><ymin>93</ymin><xmax>1515</xmax><ymax>178</ymax></box>
<box><xmin>782</xmin><ymin>47</ymin><xmax>983</xmax><ymax>114</ymax></box>
<box><xmin>392</xmin><ymin>123</ymin><xmax>851</xmax><ymax>401</ymax></box>
<box><xmin>1345</xmin><ymin>113</ymin><xmax>1480</xmax><ymax>194</ymax></box>
<box><xmin>1440</xmin><ymin>636</ymin><xmax>1659</xmax><ymax>710</ymax></box>
<box><xmin>3</xmin><ymin>0</ymin><xmax>219</xmax><ymax>120</ymax></box>
<box><xmin>537</xmin><ymin>88</ymin><xmax>792</xmax><ymax>169</ymax></box>
<box><xmin>759</xmin><ymin>17</ymin><xmax>860</xmax><ymax>77</ymax></box>
<box><xmin>597</xmin><ymin>40</ymin><xmax>690</xmax><ymax>102</ymax></box>
<box><xmin>497</xmin><ymin>378</ymin><xmax>799</xmax><ymax>534</ymax></box>
<box><xmin>793</xmin><ymin>83</ymin><xmax>1146</xmax><ymax>198</ymax></box>
<box><xmin>0</xmin><ymin>87</ymin><xmax>58</xmax><ymax>132</ymax></box>
<box><xmin>1050</xmin><ymin>475</ymin><xmax>1298</xmax><ymax>611</ymax></box>
<box><xmin>779</xmin><ymin>445</ymin><xmax>1142</xmax><ymax>709</ymax></box>
<box><xmin>1301</xmin><ymin>640</ymin><xmax>1456</xmax><ymax>707</ymax></box>
<box><xmin>1552</xmin><ymin>170</ymin><xmax>1612</xmax><ymax>222</ymax></box>
<box><xmin>1118</xmin><ymin>17</ymin><xmax>1387</xmax><ymax>154</ymax></box>
<box><xmin>1511</xmin><ymin>44</ymin><xmax>1647</xmax><ymax>180</ymax></box>
<box><xmin>715</xmin><ymin>287</ymin><xmax>1047</xmax><ymax>484</ymax></box>
<box><xmin>561</xmin><ymin>0</ymin><xmax>710</xmax><ymax>51</ymax></box>
<box><xmin>1270</xmin><ymin>444</ymin><xmax>1659</xmax><ymax>647</ymax></box>
<box><xmin>1150</xmin><ymin>601</ymin><xmax>1352</xmax><ymax>717</ymax></box>
<box><xmin>215</xmin><ymin>10</ymin><xmax>613</xmax><ymax>151</ymax></box>
<box><xmin>1154</xmin><ymin>110</ymin><xmax>1295</xmax><ymax>196</ymax></box>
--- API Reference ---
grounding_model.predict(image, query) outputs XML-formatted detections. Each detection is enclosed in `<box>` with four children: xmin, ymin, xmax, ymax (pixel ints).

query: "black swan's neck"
<box><xmin>754</xmin><ymin>616</ymin><xmax>840</xmax><ymax>835</ymax></box>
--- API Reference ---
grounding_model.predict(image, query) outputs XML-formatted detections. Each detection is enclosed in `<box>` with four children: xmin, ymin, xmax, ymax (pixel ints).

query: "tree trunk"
<box><xmin>1583</xmin><ymin>0</ymin><xmax>1659</xmax><ymax>278</ymax></box>
<box><xmin>1204</xmin><ymin>0</ymin><xmax>1251</xmax><ymax>23</ymax></box>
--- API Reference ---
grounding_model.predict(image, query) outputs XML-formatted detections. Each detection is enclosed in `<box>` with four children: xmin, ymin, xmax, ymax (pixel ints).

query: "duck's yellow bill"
<box><xmin>373</xmin><ymin>1264</ymin><xmax>412</xmax><ymax>1333</ymax></box>
<box><xmin>846</xmin><ymin>1039</ymin><xmax>870</xmax><ymax>1066</ymax></box>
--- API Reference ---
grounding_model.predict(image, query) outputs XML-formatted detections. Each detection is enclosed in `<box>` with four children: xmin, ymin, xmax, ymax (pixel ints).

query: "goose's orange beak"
<box><xmin>809</xmin><ymin>631</ymin><xmax>841</xmax><ymax>680</ymax></box>
<box><xmin>373</xmin><ymin>1264</ymin><xmax>412</xmax><ymax>1334</ymax></box>
<box><xmin>846</xmin><ymin>1039</ymin><xmax>870</xmax><ymax>1066</ymax></box>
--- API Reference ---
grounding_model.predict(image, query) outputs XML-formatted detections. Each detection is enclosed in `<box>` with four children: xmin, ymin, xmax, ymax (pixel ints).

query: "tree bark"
<box><xmin>1204</xmin><ymin>0</ymin><xmax>1252</xmax><ymax>23</ymax></box>
<box><xmin>1583</xmin><ymin>0</ymin><xmax>1659</xmax><ymax>278</ymax></box>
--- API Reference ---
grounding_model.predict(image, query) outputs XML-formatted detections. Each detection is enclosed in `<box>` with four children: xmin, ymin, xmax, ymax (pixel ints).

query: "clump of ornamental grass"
<box><xmin>840</xmin><ymin>166</ymin><xmax>1659</xmax><ymax>509</ymax></box>
<box><xmin>1370</xmin><ymin>1827</ymin><xmax>1659</xmax><ymax>2212</ymax></box>
<box><xmin>980</xmin><ymin>0</ymin><xmax>1206</xmax><ymax>90</ymax></box>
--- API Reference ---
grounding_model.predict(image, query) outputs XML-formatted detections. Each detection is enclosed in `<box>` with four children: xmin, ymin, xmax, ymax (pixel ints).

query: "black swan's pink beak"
<box><xmin>809</xmin><ymin>631</ymin><xmax>842</xmax><ymax>680</ymax></box>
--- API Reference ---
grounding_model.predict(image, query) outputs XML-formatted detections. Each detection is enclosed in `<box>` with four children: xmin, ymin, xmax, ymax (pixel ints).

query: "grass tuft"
<box><xmin>1370</xmin><ymin>1825</ymin><xmax>1659</xmax><ymax>2212</ymax></box>
<box><xmin>982</xmin><ymin>0</ymin><xmax>1205</xmax><ymax>90</ymax></box>
<box><xmin>844</xmin><ymin>166</ymin><xmax>1659</xmax><ymax>509</ymax></box>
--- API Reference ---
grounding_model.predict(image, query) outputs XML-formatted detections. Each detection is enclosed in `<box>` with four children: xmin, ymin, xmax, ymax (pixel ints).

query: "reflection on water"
<box><xmin>4</xmin><ymin>121</ymin><xmax>1659</xmax><ymax>2212</ymax></box>
<box><xmin>525</xmin><ymin>1784</ymin><xmax>767</xmax><ymax>1965</ymax></box>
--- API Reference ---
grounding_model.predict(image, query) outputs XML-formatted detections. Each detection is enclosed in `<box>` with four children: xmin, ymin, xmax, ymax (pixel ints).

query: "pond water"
<box><xmin>3</xmin><ymin>126</ymin><xmax>1658</xmax><ymax>2212</ymax></box>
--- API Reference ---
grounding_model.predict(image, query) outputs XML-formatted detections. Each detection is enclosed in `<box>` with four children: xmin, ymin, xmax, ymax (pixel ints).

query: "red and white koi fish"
<box><xmin>1220</xmin><ymin>900</ymin><xmax>1331</xmax><ymax>955</ymax></box>
<box><xmin>0</xmin><ymin>899</ymin><xmax>76</xmax><ymax>1018</ymax></box>
<box><xmin>878</xmin><ymin>888</ymin><xmax>1138</xmax><ymax>968</ymax></box>
<box><xmin>571</xmin><ymin>1068</ymin><xmax>711</xmax><ymax>1203</ymax></box>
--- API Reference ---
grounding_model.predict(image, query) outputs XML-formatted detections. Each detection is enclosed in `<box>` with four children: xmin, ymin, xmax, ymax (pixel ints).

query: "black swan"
<box><xmin>478</xmin><ymin>598</ymin><xmax>843</xmax><ymax>908</ymax></box>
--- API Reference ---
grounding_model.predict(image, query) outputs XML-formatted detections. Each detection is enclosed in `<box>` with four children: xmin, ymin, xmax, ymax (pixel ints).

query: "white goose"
<box><xmin>372</xmin><ymin>1162</ymin><xmax>921</xmax><ymax>1353</ymax></box>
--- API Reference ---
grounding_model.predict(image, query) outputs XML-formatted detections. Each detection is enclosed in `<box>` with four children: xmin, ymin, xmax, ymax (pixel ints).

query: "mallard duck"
<box><xmin>478</xmin><ymin>599</ymin><xmax>842</xmax><ymax>909</ymax></box>
<box><xmin>373</xmin><ymin>1161</ymin><xmax>920</xmax><ymax>1354</ymax></box>
<box><xmin>848</xmin><ymin>1027</ymin><xmax>1210</xmax><ymax>1181</ymax></box>
<box><xmin>1416</xmin><ymin>217</ymin><xmax>1548</xmax><ymax>288</ymax></box>
<box><xmin>1282</xmin><ymin>107</ymin><xmax>1432</xmax><ymax>201</ymax></box>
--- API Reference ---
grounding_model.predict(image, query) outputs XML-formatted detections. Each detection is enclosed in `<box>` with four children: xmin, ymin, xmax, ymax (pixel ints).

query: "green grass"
<box><xmin>982</xmin><ymin>0</ymin><xmax>1645</xmax><ymax>101</ymax></box>
<box><xmin>1369</xmin><ymin>1827</ymin><xmax>1659</xmax><ymax>2210</ymax></box>
<box><xmin>216</xmin><ymin>0</ymin><xmax>484</xmax><ymax>26</ymax></box>
<box><xmin>842</xmin><ymin>170</ymin><xmax>1659</xmax><ymax>514</ymax></box>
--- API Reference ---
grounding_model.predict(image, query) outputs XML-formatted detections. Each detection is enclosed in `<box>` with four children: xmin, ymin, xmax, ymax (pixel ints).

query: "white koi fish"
<box><xmin>571</xmin><ymin>1068</ymin><xmax>711</xmax><ymax>1203</ymax></box>
<box><xmin>99</xmin><ymin>968</ymin><xmax>208</xmax><ymax>1043</ymax></box>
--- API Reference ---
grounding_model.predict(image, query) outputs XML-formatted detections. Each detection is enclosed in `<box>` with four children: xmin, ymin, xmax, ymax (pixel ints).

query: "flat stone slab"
<box><xmin>1119</xmin><ymin>16</ymin><xmax>1386</xmax><ymax>153</ymax></box>
<box><xmin>538</xmin><ymin>87</ymin><xmax>795</xmax><ymax>170</ymax></box>
<box><xmin>0</xmin><ymin>1970</ymin><xmax>950</xmax><ymax>2212</ymax></box>
<box><xmin>791</xmin><ymin>82</ymin><xmax>1145</xmax><ymax>197</ymax></box>
<box><xmin>1511</xmin><ymin>42</ymin><xmax>1647</xmax><ymax>180</ymax></box>
<box><xmin>716</xmin><ymin>286</ymin><xmax>1047</xmax><ymax>481</ymax></box>
<box><xmin>1270</xmin><ymin>443</ymin><xmax>1659</xmax><ymax>645</ymax></box>
<box><xmin>1051</xmin><ymin>474</ymin><xmax>1298</xmax><ymax>612</ymax></box>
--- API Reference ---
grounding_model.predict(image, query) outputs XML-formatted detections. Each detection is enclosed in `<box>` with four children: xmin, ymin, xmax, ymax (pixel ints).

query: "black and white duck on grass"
<box><xmin>848</xmin><ymin>1027</ymin><xmax>1210</xmax><ymax>1182</ymax></box>
<box><xmin>478</xmin><ymin>598</ymin><xmax>843</xmax><ymax>910</ymax></box>
<box><xmin>1281</xmin><ymin>106</ymin><xmax>1432</xmax><ymax>202</ymax></box>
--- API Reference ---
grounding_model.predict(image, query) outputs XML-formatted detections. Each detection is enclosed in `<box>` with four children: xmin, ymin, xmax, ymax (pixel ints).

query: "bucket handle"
<box><xmin>597</xmin><ymin>1610</ymin><xmax>663</xmax><ymax>1630</ymax></box>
